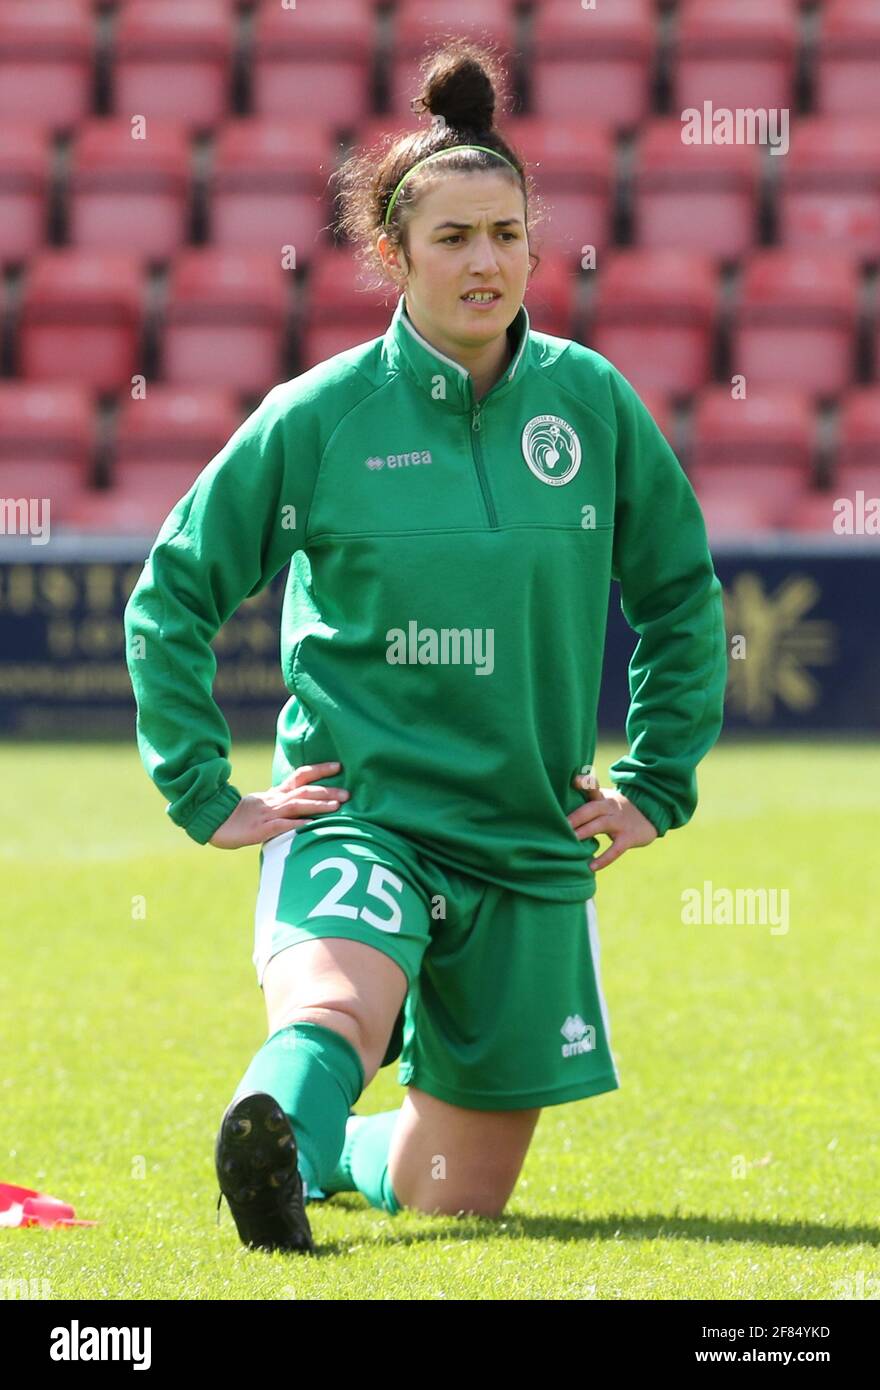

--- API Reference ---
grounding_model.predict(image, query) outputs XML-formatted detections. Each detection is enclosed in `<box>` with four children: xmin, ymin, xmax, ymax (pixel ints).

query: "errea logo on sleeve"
<box><xmin>364</xmin><ymin>451</ymin><xmax>433</xmax><ymax>470</ymax></box>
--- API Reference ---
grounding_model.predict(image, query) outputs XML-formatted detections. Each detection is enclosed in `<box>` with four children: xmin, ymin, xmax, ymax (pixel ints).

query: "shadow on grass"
<box><xmin>301</xmin><ymin>1196</ymin><xmax>880</xmax><ymax>1257</ymax></box>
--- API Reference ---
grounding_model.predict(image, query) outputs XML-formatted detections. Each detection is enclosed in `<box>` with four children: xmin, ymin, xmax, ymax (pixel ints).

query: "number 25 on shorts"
<box><xmin>307</xmin><ymin>856</ymin><xmax>404</xmax><ymax>934</ymax></box>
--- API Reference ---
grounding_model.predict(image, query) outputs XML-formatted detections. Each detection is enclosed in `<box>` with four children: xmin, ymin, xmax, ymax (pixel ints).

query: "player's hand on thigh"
<box><xmin>209</xmin><ymin>761</ymin><xmax>351</xmax><ymax>849</ymax></box>
<box><xmin>567</xmin><ymin>772</ymin><xmax>658</xmax><ymax>872</ymax></box>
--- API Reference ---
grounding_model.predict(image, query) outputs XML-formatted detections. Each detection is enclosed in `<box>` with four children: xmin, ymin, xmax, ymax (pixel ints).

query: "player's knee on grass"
<box><xmin>394</xmin><ymin>1158</ymin><xmax>523</xmax><ymax>1219</ymax></box>
<box><xmin>408</xmin><ymin>1190</ymin><xmax>511</xmax><ymax>1220</ymax></box>
<box><xmin>387</xmin><ymin>1089</ymin><xmax>540</xmax><ymax>1219</ymax></box>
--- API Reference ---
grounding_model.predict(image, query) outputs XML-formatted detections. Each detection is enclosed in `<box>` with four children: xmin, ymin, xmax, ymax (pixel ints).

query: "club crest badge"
<box><xmin>521</xmin><ymin>415</ymin><xmax>582</xmax><ymax>486</ymax></box>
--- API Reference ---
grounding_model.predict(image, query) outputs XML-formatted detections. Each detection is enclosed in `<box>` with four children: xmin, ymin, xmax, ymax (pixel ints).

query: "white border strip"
<box><xmin>252</xmin><ymin>828</ymin><xmax>298</xmax><ymax>985</ymax></box>
<box><xmin>586</xmin><ymin>897</ymin><xmax>620</xmax><ymax>1084</ymax></box>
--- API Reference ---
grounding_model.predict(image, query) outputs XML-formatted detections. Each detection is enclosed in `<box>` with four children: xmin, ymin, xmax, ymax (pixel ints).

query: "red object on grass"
<box><xmin>0</xmin><ymin>1182</ymin><xmax>98</xmax><ymax>1228</ymax></box>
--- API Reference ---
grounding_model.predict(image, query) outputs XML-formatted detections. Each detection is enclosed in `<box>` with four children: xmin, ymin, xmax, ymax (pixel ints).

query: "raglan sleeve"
<box><xmin>605</xmin><ymin>365</ymin><xmax>728</xmax><ymax>837</ymax></box>
<box><xmin>123</xmin><ymin>384</ymin><xmax>314</xmax><ymax>845</ymax></box>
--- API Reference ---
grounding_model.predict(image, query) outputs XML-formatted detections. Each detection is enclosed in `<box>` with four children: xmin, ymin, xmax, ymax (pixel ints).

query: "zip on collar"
<box><xmin>382</xmin><ymin>292</ymin><xmax>532</xmax><ymax>413</ymax></box>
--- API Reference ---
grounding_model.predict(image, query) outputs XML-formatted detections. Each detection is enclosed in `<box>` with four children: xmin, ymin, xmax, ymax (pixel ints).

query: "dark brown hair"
<box><xmin>332</xmin><ymin>37</ymin><xmax>544</xmax><ymax>293</ymax></box>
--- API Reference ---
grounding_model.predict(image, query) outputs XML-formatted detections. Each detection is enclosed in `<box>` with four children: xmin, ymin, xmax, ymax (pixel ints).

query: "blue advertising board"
<box><xmin>0</xmin><ymin>538</ymin><xmax>877</xmax><ymax>736</ymax></box>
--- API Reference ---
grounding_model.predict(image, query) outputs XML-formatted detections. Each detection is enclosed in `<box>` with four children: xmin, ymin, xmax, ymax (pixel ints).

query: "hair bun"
<box><xmin>415</xmin><ymin>41</ymin><xmax>501</xmax><ymax>133</ymax></box>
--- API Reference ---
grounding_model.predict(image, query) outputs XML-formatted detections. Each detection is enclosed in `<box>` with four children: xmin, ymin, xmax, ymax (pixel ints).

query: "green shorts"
<box><xmin>252</xmin><ymin>820</ymin><xmax>620</xmax><ymax>1111</ymax></box>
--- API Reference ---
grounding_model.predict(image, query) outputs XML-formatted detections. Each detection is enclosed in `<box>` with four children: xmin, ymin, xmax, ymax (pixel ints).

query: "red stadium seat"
<box><xmin>522</xmin><ymin>250</ymin><xmax>577</xmax><ymax>338</ymax></box>
<box><xmin>0</xmin><ymin>383</ymin><xmax>96</xmax><ymax>519</ymax></box>
<box><xmin>55</xmin><ymin>488</ymin><xmax>149</xmax><ymax>533</ymax></box>
<box><xmin>252</xmin><ymin>0</ymin><xmax>374</xmax><ymax>125</ymax></box>
<box><xmin>108</xmin><ymin>0</ymin><xmax>241</xmax><ymax>9</ymax></box>
<box><xmin>68</xmin><ymin>119</ymin><xmax>192</xmax><ymax>259</ymax></box>
<box><xmin>676</xmin><ymin>0</ymin><xmax>801</xmax><ymax>16</ymax></box>
<box><xmin>353</xmin><ymin>116</ymin><xmax>420</xmax><ymax>153</ymax></box>
<box><xmin>161</xmin><ymin>249</ymin><xmax>290</xmax><ymax>391</ymax></box>
<box><xmin>696</xmin><ymin>490</ymin><xmax>784</xmax><ymax>537</ymax></box>
<box><xmin>498</xmin><ymin>118</ymin><xmax>615</xmax><ymax>262</ymax></box>
<box><xmin>590</xmin><ymin>250</ymin><xmax>718</xmax><ymax>397</ymax></box>
<box><xmin>19</xmin><ymin>252</ymin><xmax>144</xmax><ymax>392</ymax></box>
<box><xmin>113</xmin><ymin>1</ymin><xmax>235</xmax><ymax>130</ymax></box>
<box><xmin>730</xmin><ymin>251</ymin><xmax>860</xmax><ymax>397</ymax></box>
<box><xmin>392</xmin><ymin>0</ymin><xmax>514</xmax><ymax>18</ymax></box>
<box><xmin>114</xmin><ymin>462</ymin><xmax>206</xmax><ymax>513</ymax></box>
<box><xmin>389</xmin><ymin>1</ymin><xmax>517</xmax><ymax>118</ymax></box>
<box><xmin>0</xmin><ymin>1</ymin><xmax>94</xmax><ymax>131</ymax></box>
<box><xmin>66</xmin><ymin>383</ymin><xmax>244</xmax><ymax>534</ymax></box>
<box><xmin>778</xmin><ymin>118</ymin><xmax>880</xmax><ymax>260</ymax></box>
<box><xmin>210</xmin><ymin>120</ymin><xmax>340</xmax><ymax>254</ymax></box>
<box><xmin>835</xmin><ymin>388</ymin><xmax>880</xmax><ymax>498</ymax></box>
<box><xmin>300</xmin><ymin>247</ymin><xmax>396</xmax><ymax>367</ymax></box>
<box><xmin>786</xmin><ymin>491</ymin><xmax>837</xmax><ymax>534</ymax></box>
<box><xmin>60</xmin><ymin>469</ymin><xmax>205</xmax><ymax>535</ymax></box>
<box><xmin>634</xmin><ymin>388</ymin><xmax>674</xmax><ymax>444</ymax></box>
<box><xmin>816</xmin><ymin>0</ymin><xmax>880</xmax><ymax>118</ymax></box>
<box><xmin>113</xmin><ymin>384</ymin><xmax>241</xmax><ymax>473</ymax></box>
<box><xmin>0</xmin><ymin>472</ymin><xmax>89</xmax><ymax>532</ymax></box>
<box><xmin>674</xmin><ymin>1</ymin><xmax>798</xmax><ymax>112</ymax></box>
<box><xmin>688</xmin><ymin>386</ymin><xmax>816</xmax><ymax>505</ymax></box>
<box><xmin>531</xmin><ymin>0</ymin><xmax>655</xmax><ymax>129</ymax></box>
<box><xmin>0</xmin><ymin>124</ymin><xmax>51</xmax><ymax>266</ymax></box>
<box><xmin>633</xmin><ymin>118</ymin><xmax>761</xmax><ymax>258</ymax></box>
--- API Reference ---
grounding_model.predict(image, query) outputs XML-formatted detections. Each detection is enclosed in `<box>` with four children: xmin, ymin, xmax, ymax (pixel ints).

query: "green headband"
<box><xmin>383</xmin><ymin>144</ymin><xmax>519</xmax><ymax>227</ymax></box>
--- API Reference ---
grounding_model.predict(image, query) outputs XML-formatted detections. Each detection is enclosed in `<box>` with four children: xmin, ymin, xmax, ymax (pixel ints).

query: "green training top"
<box><xmin>123</xmin><ymin>293</ymin><xmax>728</xmax><ymax>903</ymax></box>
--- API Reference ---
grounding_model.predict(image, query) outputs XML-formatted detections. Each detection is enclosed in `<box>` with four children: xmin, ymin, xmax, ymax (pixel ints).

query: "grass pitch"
<box><xmin>2</xmin><ymin>740</ymin><xmax>878</xmax><ymax>1300</ymax></box>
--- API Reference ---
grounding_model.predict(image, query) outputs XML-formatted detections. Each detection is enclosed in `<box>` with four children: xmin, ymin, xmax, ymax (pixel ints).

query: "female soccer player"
<box><xmin>124</xmin><ymin>40</ymin><xmax>727</xmax><ymax>1255</ymax></box>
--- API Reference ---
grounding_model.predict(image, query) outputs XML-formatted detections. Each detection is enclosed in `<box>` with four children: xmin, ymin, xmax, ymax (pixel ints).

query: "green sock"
<box><xmin>232</xmin><ymin>1021</ymin><xmax>365</xmax><ymax>1201</ymax></box>
<box><xmin>321</xmin><ymin>1108</ymin><xmax>403</xmax><ymax>1214</ymax></box>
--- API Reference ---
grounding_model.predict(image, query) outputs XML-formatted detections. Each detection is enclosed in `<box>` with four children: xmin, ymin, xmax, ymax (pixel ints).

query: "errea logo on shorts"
<box><xmin>561</xmin><ymin>1014</ymin><xmax>596</xmax><ymax>1057</ymax></box>
<box><xmin>365</xmin><ymin>451</ymin><xmax>433</xmax><ymax>470</ymax></box>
